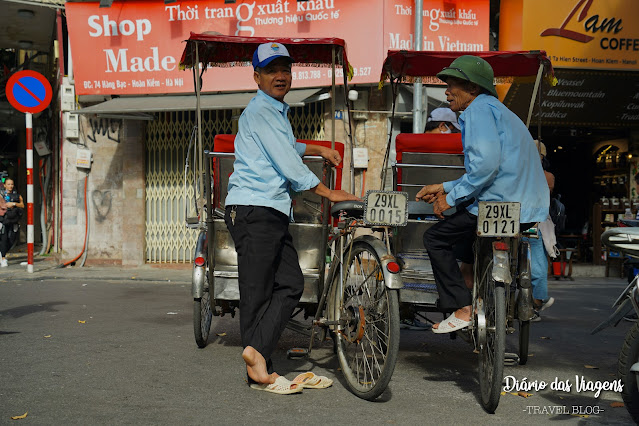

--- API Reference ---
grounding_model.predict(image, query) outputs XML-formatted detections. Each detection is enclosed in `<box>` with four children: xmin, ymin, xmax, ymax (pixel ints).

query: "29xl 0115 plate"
<box><xmin>364</xmin><ymin>191</ymin><xmax>408</xmax><ymax>227</ymax></box>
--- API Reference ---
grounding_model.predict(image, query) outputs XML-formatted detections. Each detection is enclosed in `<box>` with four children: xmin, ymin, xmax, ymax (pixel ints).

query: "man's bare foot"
<box><xmin>432</xmin><ymin>306</ymin><xmax>471</xmax><ymax>330</ymax></box>
<box><xmin>242</xmin><ymin>346</ymin><xmax>275</xmax><ymax>384</ymax></box>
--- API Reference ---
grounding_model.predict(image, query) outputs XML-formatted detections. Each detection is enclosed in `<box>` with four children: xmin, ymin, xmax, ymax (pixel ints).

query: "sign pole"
<box><xmin>6</xmin><ymin>70</ymin><xmax>53</xmax><ymax>273</ymax></box>
<box><xmin>26</xmin><ymin>113</ymin><xmax>34</xmax><ymax>273</ymax></box>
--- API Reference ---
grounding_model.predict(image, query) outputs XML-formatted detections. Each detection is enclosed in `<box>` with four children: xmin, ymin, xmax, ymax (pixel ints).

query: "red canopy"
<box><xmin>180</xmin><ymin>33</ymin><xmax>351</xmax><ymax>76</ymax></box>
<box><xmin>380</xmin><ymin>50</ymin><xmax>554</xmax><ymax>83</ymax></box>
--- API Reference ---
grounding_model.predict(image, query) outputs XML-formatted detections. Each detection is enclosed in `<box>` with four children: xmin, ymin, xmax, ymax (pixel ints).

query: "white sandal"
<box><xmin>250</xmin><ymin>376</ymin><xmax>303</xmax><ymax>395</ymax></box>
<box><xmin>432</xmin><ymin>312</ymin><xmax>471</xmax><ymax>334</ymax></box>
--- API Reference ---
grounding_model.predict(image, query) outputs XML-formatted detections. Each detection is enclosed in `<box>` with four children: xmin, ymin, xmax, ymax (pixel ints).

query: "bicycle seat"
<box><xmin>331</xmin><ymin>201</ymin><xmax>364</xmax><ymax>218</ymax></box>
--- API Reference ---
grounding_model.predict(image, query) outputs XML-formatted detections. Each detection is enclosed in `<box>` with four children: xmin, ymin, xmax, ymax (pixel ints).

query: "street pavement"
<box><xmin>0</xmin><ymin>256</ymin><xmax>637</xmax><ymax>425</ymax></box>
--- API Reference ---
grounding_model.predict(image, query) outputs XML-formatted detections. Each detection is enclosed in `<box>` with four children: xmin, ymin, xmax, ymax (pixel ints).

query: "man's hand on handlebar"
<box><xmin>310</xmin><ymin>183</ymin><xmax>361</xmax><ymax>202</ymax></box>
<box><xmin>416</xmin><ymin>183</ymin><xmax>444</xmax><ymax>203</ymax></box>
<box><xmin>320</xmin><ymin>147</ymin><xmax>342</xmax><ymax>167</ymax></box>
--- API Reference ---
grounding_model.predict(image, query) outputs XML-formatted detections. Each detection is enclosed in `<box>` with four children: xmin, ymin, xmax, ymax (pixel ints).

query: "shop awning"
<box><xmin>73</xmin><ymin>88</ymin><xmax>321</xmax><ymax>119</ymax></box>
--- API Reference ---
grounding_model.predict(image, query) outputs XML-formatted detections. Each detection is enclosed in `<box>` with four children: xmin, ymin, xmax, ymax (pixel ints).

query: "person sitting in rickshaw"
<box><xmin>224</xmin><ymin>42</ymin><xmax>360</xmax><ymax>394</ymax></box>
<box><xmin>415</xmin><ymin>55</ymin><xmax>549</xmax><ymax>334</ymax></box>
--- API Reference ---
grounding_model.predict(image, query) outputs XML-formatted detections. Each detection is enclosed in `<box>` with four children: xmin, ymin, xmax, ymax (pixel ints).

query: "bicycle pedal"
<box><xmin>504</xmin><ymin>352</ymin><xmax>520</xmax><ymax>366</ymax></box>
<box><xmin>287</xmin><ymin>348</ymin><xmax>309</xmax><ymax>359</ymax></box>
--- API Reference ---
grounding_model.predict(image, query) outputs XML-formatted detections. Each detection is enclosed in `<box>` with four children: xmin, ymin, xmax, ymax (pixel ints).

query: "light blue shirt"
<box><xmin>225</xmin><ymin>90</ymin><xmax>320</xmax><ymax>218</ymax></box>
<box><xmin>442</xmin><ymin>94</ymin><xmax>549</xmax><ymax>223</ymax></box>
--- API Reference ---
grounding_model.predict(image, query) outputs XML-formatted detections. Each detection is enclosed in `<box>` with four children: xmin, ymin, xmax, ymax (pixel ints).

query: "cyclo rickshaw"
<box><xmin>377</xmin><ymin>50</ymin><xmax>555</xmax><ymax>412</ymax></box>
<box><xmin>179</xmin><ymin>33</ymin><xmax>404</xmax><ymax>401</ymax></box>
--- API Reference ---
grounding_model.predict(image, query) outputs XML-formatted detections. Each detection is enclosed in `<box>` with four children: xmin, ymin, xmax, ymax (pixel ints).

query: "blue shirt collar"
<box><xmin>257</xmin><ymin>89</ymin><xmax>289</xmax><ymax>114</ymax></box>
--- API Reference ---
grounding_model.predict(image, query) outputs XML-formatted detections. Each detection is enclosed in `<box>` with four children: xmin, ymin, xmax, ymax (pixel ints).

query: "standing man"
<box><xmin>415</xmin><ymin>55</ymin><xmax>549</xmax><ymax>334</ymax></box>
<box><xmin>224</xmin><ymin>42</ymin><xmax>359</xmax><ymax>394</ymax></box>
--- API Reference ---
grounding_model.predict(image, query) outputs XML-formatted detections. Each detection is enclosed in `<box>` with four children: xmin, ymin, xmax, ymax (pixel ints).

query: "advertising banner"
<box><xmin>521</xmin><ymin>0</ymin><xmax>639</xmax><ymax>70</ymax></box>
<box><xmin>504</xmin><ymin>69</ymin><xmax>639</xmax><ymax>127</ymax></box>
<box><xmin>65</xmin><ymin>0</ymin><xmax>489</xmax><ymax>96</ymax></box>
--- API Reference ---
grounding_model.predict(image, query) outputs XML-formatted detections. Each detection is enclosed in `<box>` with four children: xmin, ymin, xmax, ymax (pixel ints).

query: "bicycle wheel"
<box><xmin>331</xmin><ymin>241</ymin><xmax>400</xmax><ymax>400</ymax></box>
<box><xmin>477</xmin><ymin>254</ymin><xmax>506</xmax><ymax>413</ymax></box>
<box><xmin>193</xmin><ymin>271</ymin><xmax>213</xmax><ymax>348</ymax></box>
<box><xmin>518</xmin><ymin>319</ymin><xmax>530</xmax><ymax>365</ymax></box>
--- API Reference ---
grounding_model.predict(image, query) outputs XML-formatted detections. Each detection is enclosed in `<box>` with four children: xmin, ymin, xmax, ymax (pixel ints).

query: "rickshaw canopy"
<box><xmin>380</xmin><ymin>50</ymin><xmax>554</xmax><ymax>84</ymax></box>
<box><xmin>180</xmin><ymin>32</ymin><xmax>352</xmax><ymax>79</ymax></box>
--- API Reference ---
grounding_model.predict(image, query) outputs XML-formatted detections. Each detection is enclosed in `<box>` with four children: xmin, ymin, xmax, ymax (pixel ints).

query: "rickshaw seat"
<box><xmin>393</xmin><ymin>133</ymin><xmax>465</xmax><ymax>305</ymax></box>
<box><xmin>210</xmin><ymin>134</ymin><xmax>346</xmax><ymax>304</ymax></box>
<box><xmin>212</xmin><ymin>134</ymin><xmax>344</xmax><ymax>191</ymax></box>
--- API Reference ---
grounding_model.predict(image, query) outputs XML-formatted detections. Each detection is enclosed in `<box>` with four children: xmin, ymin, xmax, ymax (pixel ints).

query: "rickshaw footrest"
<box><xmin>287</xmin><ymin>348</ymin><xmax>309</xmax><ymax>359</ymax></box>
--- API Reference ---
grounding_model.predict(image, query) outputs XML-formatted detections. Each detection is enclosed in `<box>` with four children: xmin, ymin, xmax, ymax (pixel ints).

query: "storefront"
<box><xmin>63</xmin><ymin>0</ymin><xmax>491</xmax><ymax>265</ymax></box>
<box><xmin>499</xmin><ymin>0</ymin><xmax>639</xmax><ymax>266</ymax></box>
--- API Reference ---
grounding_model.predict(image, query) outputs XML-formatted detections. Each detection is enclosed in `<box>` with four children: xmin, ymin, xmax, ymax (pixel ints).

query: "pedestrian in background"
<box><xmin>0</xmin><ymin>178</ymin><xmax>24</xmax><ymax>267</ymax></box>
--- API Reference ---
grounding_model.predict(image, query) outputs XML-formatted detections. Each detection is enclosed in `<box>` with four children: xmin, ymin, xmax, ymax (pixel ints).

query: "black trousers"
<box><xmin>224</xmin><ymin>205</ymin><xmax>304</xmax><ymax>379</ymax></box>
<box><xmin>0</xmin><ymin>223</ymin><xmax>17</xmax><ymax>257</ymax></box>
<box><xmin>423</xmin><ymin>208</ymin><xmax>477</xmax><ymax>311</ymax></box>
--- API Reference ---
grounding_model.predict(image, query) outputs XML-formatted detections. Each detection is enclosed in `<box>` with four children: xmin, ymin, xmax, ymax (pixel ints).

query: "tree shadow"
<box><xmin>0</xmin><ymin>301</ymin><xmax>67</xmax><ymax>319</ymax></box>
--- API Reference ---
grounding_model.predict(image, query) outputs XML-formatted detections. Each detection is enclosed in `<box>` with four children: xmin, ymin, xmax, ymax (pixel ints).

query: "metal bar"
<box><xmin>395</xmin><ymin>163</ymin><xmax>465</xmax><ymax>169</ymax></box>
<box><xmin>526</xmin><ymin>63</ymin><xmax>544</xmax><ymax>128</ymax></box>
<box><xmin>204</xmin><ymin>152</ymin><xmax>325</xmax><ymax>162</ymax></box>
<box><xmin>537</xmin><ymin>67</ymin><xmax>543</xmax><ymax>141</ymax></box>
<box><xmin>194</xmin><ymin>42</ymin><xmax>204</xmax><ymax>220</ymax></box>
<box><xmin>412</xmin><ymin>0</ymin><xmax>424</xmax><ymax>133</ymax></box>
<box><xmin>397</xmin><ymin>183</ymin><xmax>444</xmax><ymax>188</ymax></box>
<box><xmin>331</xmin><ymin>46</ymin><xmax>336</xmax><ymax>152</ymax></box>
<box><xmin>343</xmin><ymin>50</ymin><xmax>355</xmax><ymax>193</ymax></box>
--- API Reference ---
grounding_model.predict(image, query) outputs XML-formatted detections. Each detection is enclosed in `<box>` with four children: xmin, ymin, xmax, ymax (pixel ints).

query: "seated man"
<box><xmin>415</xmin><ymin>55</ymin><xmax>549</xmax><ymax>334</ymax></box>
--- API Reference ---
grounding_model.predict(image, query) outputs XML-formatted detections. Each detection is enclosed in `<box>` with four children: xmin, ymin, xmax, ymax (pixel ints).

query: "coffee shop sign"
<box><xmin>541</xmin><ymin>0</ymin><xmax>638</xmax><ymax>54</ymax></box>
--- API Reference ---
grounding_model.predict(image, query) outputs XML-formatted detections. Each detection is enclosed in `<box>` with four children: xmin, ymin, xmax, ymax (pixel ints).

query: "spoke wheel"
<box><xmin>193</xmin><ymin>271</ymin><xmax>213</xmax><ymax>348</ymax></box>
<box><xmin>618</xmin><ymin>322</ymin><xmax>639</xmax><ymax>423</ymax></box>
<box><xmin>477</xmin><ymin>254</ymin><xmax>506</xmax><ymax>413</ymax></box>
<box><xmin>331</xmin><ymin>242</ymin><xmax>400</xmax><ymax>400</ymax></box>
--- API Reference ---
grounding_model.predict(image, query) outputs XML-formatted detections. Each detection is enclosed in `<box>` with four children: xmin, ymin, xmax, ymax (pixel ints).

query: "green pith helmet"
<box><xmin>436</xmin><ymin>55</ymin><xmax>497</xmax><ymax>97</ymax></box>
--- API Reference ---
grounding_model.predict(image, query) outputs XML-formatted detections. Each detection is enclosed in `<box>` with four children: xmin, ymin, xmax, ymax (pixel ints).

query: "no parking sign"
<box><xmin>6</xmin><ymin>70</ymin><xmax>52</xmax><ymax>114</ymax></box>
<box><xmin>5</xmin><ymin>70</ymin><xmax>53</xmax><ymax>273</ymax></box>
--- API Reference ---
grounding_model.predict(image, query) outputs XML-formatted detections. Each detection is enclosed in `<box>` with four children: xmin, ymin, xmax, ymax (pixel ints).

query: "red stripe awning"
<box><xmin>180</xmin><ymin>33</ymin><xmax>350</xmax><ymax>73</ymax></box>
<box><xmin>380</xmin><ymin>50</ymin><xmax>554</xmax><ymax>82</ymax></box>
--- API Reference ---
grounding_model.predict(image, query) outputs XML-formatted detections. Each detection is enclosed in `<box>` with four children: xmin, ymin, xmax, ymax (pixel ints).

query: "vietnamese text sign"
<box><xmin>65</xmin><ymin>0</ymin><xmax>489</xmax><ymax>96</ymax></box>
<box><xmin>522</xmin><ymin>0</ymin><xmax>639</xmax><ymax>70</ymax></box>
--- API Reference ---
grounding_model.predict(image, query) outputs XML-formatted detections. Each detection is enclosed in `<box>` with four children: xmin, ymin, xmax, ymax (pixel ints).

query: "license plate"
<box><xmin>364</xmin><ymin>191</ymin><xmax>408</xmax><ymax>226</ymax></box>
<box><xmin>477</xmin><ymin>202</ymin><xmax>521</xmax><ymax>237</ymax></box>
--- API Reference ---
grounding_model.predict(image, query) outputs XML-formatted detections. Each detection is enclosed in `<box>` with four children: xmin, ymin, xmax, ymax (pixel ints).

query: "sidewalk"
<box><xmin>0</xmin><ymin>245</ymin><xmax>608</xmax><ymax>283</ymax></box>
<box><xmin>0</xmin><ymin>249</ymin><xmax>191</xmax><ymax>284</ymax></box>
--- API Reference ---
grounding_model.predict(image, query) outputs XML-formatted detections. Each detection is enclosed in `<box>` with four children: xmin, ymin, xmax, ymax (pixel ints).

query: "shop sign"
<box><xmin>504</xmin><ymin>69</ymin><xmax>639</xmax><ymax>127</ymax></box>
<box><xmin>521</xmin><ymin>0</ymin><xmax>639</xmax><ymax>70</ymax></box>
<box><xmin>65</xmin><ymin>0</ymin><xmax>488</xmax><ymax>96</ymax></box>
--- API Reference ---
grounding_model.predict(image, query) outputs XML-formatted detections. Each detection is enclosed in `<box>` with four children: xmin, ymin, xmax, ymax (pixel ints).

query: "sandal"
<box><xmin>250</xmin><ymin>376</ymin><xmax>303</xmax><ymax>395</ymax></box>
<box><xmin>292</xmin><ymin>372</ymin><xmax>333</xmax><ymax>389</ymax></box>
<box><xmin>432</xmin><ymin>312</ymin><xmax>471</xmax><ymax>334</ymax></box>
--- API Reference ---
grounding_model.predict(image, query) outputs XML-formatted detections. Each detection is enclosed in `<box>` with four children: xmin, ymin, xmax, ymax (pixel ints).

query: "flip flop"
<box><xmin>432</xmin><ymin>312</ymin><xmax>471</xmax><ymax>334</ymax></box>
<box><xmin>292</xmin><ymin>372</ymin><xmax>333</xmax><ymax>389</ymax></box>
<box><xmin>249</xmin><ymin>376</ymin><xmax>303</xmax><ymax>395</ymax></box>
